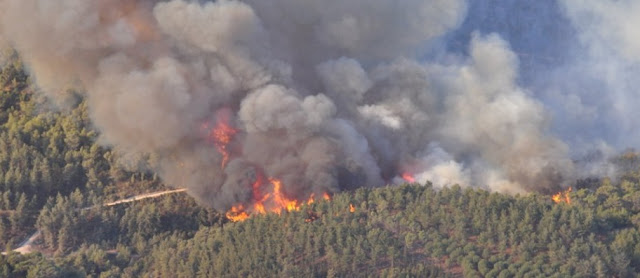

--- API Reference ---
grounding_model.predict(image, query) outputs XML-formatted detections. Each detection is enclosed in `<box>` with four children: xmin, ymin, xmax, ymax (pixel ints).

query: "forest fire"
<box><xmin>225</xmin><ymin>205</ymin><xmax>249</xmax><ymax>222</ymax></box>
<box><xmin>402</xmin><ymin>173</ymin><xmax>416</xmax><ymax>183</ymax></box>
<box><xmin>202</xmin><ymin>108</ymin><xmax>334</xmax><ymax>222</ymax></box>
<box><xmin>552</xmin><ymin>187</ymin><xmax>572</xmax><ymax>204</ymax></box>
<box><xmin>226</xmin><ymin>175</ymin><xmax>332</xmax><ymax>222</ymax></box>
<box><xmin>267</xmin><ymin>178</ymin><xmax>299</xmax><ymax>213</ymax></box>
<box><xmin>203</xmin><ymin>109</ymin><xmax>238</xmax><ymax>169</ymax></box>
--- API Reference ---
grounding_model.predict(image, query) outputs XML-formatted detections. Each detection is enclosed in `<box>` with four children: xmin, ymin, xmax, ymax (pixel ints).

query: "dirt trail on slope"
<box><xmin>2</xmin><ymin>188</ymin><xmax>187</xmax><ymax>255</ymax></box>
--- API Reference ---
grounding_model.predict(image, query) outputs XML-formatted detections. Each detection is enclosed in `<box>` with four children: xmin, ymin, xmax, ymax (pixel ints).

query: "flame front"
<box><xmin>200</xmin><ymin>109</ymin><xmax>331</xmax><ymax>222</ymax></box>
<box><xmin>552</xmin><ymin>187</ymin><xmax>572</xmax><ymax>204</ymax></box>
<box><xmin>225</xmin><ymin>205</ymin><xmax>249</xmax><ymax>222</ymax></box>
<box><xmin>226</xmin><ymin>177</ymin><xmax>331</xmax><ymax>222</ymax></box>
<box><xmin>270</xmin><ymin>178</ymin><xmax>300</xmax><ymax>213</ymax></box>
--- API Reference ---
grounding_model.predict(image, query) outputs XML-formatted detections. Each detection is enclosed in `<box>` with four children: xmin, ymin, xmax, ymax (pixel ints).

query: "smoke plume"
<box><xmin>4</xmin><ymin>0</ymin><xmax>627</xmax><ymax>210</ymax></box>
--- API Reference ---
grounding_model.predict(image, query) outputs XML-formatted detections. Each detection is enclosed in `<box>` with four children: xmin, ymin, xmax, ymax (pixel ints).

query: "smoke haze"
<box><xmin>0</xmin><ymin>0</ymin><xmax>634</xmax><ymax>210</ymax></box>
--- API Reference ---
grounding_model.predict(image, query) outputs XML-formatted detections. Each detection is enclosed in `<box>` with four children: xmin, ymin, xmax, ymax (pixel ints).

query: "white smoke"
<box><xmin>401</xmin><ymin>143</ymin><xmax>470</xmax><ymax>189</ymax></box>
<box><xmin>440</xmin><ymin>0</ymin><xmax>640</xmax><ymax>183</ymax></box>
<box><xmin>558</xmin><ymin>0</ymin><xmax>640</xmax><ymax>150</ymax></box>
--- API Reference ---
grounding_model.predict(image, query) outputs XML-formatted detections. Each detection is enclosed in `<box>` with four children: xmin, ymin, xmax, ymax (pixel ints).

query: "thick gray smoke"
<box><xmin>558</xmin><ymin>0</ymin><xmax>640</xmax><ymax>151</ymax></box>
<box><xmin>446</xmin><ymin>0</ymin><xmax>640</xmax><ymax>180</ymax></box>
<box><xmin>0</xmin><ymin>0</ymin><xmax>603</xmax><ymax>211</ymax></box>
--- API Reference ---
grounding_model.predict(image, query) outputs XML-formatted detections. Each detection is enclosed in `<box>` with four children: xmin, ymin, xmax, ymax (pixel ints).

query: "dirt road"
<box><xmin>2</xmin><ymin>188</ymin><xmax>187</xmax><ymax>255</ymax></box>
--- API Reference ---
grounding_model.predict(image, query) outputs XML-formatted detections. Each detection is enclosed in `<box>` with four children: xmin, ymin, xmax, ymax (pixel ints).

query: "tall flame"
<box><xmin>552</xmin><ymin>187</ymin><xmax>572</xmax><ymax>204</ymax></box>
<box><xmin>203</xmin><ymin>109</ymin><xmax>238</xmax><ymax>169</ymax></box>
<box><xmin>323</xmin><ymin>193</ymin><xmax>331</xmax><ymax>200</ymax></box>
<box><xmin>226</xmin><ymin>176</ymin><xmax>332</xmax><ymax>222</ymax></box>
<box><xmin>200</xmin><ymin>109</ymin><xmax>331</xmax><ymax>222</ymax></box>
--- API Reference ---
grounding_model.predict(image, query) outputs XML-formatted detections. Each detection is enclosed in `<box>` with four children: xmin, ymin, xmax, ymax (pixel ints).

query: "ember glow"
<box><xmin>552</xmin><ymin>187</ymin><xmax>572</xmax><ymax>204</ymax></box>
<box><xmin>402</xmin><ymin>173</ymin><xmax>416</xmax><ymax>183</ymax></box>
<box><xmin>323</xmin><ymin>193</ymin><xmax>331</xmax><ymax>201</ymax></box>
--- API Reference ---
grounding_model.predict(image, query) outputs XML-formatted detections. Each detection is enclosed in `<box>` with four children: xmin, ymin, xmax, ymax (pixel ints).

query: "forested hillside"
<box><xmin>0</xmin><ymin>49</ymin><xmax>170</xmax><ymax>251</ymax></box>
<box><xmin>2</xmin><ymin>51</ymin><xmax>640</xmax><ymax>278</ymax></box>
<box><xmin>144</xmin><ymin>181</ymin><xmax>640</xmax><ymax>278</ymax></box>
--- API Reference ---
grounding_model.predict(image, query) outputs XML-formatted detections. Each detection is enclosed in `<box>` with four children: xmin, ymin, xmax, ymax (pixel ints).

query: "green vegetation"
<box><xmin>0</xmin><ymin>50</ymin><xmax>168</xmax><ymax>251</ymax></box>
<box><xmin>3</xmin><ymin>51</ymin><xmax>640</xmax><ymax>277</ymax></box>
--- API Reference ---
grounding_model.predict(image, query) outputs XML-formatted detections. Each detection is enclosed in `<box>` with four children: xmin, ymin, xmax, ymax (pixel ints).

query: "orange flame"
<box><xmin>225</xmin><ymin>205</ymin><xmax>249</xmax><ymax>222</ymax></box>
<box><xmin>402</xmin><ymin>172</ymin><xmax>416</xmax><ymax>183</ymax></box>
<box><xmin>552</xmin><ymin>187</ymin><xmax>572</xmax><ymax>204</ymax></box>
<box><xmin>203</xmin><ymin>109</ymin><xmax>238</xmax><ymax>169</ymax></box>
<box><xmin>349</xmin><ymin>204</ymin><xmax>356</xmax><ymax>213</ymax></box>
<box><xmin>307</xmin><ymin>194</ymin><xmax>316</xmax><ymax>205</ymax></box>
<box><xmin>226</xmin><ymin>176</ymin><xmax>332</xmax><ymax>222</ymax></box>
<box><xmin>270</xmin><ymin>178</ymin><xmax>299</xmax><ymax>214</ymax></box>
<box><xmin>323</xmin><ymin>192</ymin><xmax>331</xmax><ymax>200</ymax></box>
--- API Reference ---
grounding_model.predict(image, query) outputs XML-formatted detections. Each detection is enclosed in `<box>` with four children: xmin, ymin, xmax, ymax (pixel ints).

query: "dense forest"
<box><xmin>2</xmin><ymin>51</ymin><xmax>640</xmax><ymax>278</ymax></box>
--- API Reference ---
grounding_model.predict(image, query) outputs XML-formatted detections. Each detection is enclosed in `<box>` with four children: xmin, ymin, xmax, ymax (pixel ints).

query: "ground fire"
<box><xmin>552</xmin><ymin>187</ymin><xmax>572</xmax><ymax>204</ymax></box>
<box><xmin>225</xmin><ymin>176</ymin><xmax>331</xmax><ymax>222</ymax></box>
